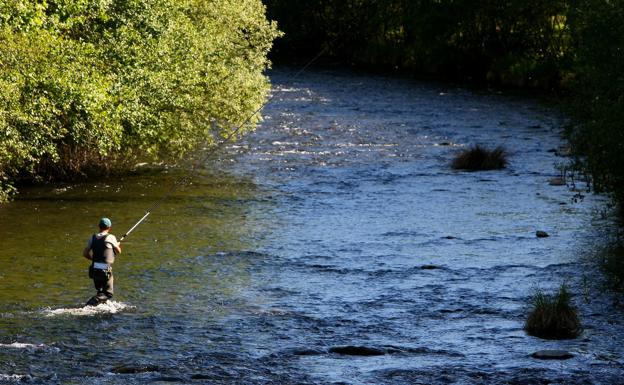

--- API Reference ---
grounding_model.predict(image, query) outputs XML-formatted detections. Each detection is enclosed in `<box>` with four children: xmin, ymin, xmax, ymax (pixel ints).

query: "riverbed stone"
<box><xmin>329</xmin><ymin>346</ymin><xmax>385</xmax><ymax>356</ymax></box>
<box><xmin>111</xmin><ymin>365</ymin><xmax>159</xmax><ymax>374</ymax></box>
<box><xmin>531</xmin><ymin>350</ymin><xmax>574</xmax><ymax>360</ymax></box>
<box><xmin>536</xmin><ymin>231</ymin><xmax>549</xmax><ymax>238</ymax></box>
<box><xmin>549</xmin><ymin>178</ymin><xmax>566</xmax><ymax>186</ymax></box>
<box><xmin>151</xmin><ymin>376</ymin><xmax>184</xmax><ymax>382</ymax></box>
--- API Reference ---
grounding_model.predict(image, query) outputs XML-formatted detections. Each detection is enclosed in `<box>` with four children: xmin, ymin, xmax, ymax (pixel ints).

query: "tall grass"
<box><xmin>524</xmin><ymin>284</ymin><xmax>582</xmax><ymax>339</ymax></box>
<box><xmin>451</xmin><ymin>145</ymin><xmax>508</xmax><ymax>171</ymax></box>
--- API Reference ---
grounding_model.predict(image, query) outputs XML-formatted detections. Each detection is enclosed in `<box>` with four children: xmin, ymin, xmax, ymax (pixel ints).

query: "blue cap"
<box><xmin>99</xmin><ymin>217</ymin><xmax>112</xmax><ymax>228</ymax></box>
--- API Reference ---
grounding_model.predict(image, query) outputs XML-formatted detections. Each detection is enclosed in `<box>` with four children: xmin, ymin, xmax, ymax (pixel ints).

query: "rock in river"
<box><xmin>329</xmin><ymin>346</ymin><xmax>386</xmax><ymax>356</ymax></box>
<box><xmin>549</xmin><ymin>177</ymin><xmax>566</xmax><ymax>186</ymax></box>
<box><xmin>536</xmin><ymin>231</ymin><xmax>549</xmax><ymax>238</ymax></box>
<box><xmin>531</xmin><ymin>350</ymin><xmax>574</xmax><ymax>360</ymax></box>
<box><xmin>111</xmin><ymin>365</ymin><xmax>159</xmax><ymax>374</ymax></box>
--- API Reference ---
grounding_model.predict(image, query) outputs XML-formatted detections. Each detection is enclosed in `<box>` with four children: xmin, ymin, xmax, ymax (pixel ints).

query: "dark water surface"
<box><xmin>1</xmin><ymin>69</ymin><xmax>623</xmax><ymax>384</ymax></box>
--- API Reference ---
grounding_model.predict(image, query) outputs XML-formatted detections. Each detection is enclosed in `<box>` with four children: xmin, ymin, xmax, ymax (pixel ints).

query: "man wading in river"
<box><xmin>83</xmin><ymin>218</ymin><xmax>122</xmax><ymax>306</ymax></box>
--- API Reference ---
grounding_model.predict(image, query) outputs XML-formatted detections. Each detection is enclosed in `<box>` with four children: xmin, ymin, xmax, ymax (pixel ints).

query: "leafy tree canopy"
<box><xmin>0</xmin><ymin>0</ymin><xmax>280</xmax><ymax>201</ymax></box>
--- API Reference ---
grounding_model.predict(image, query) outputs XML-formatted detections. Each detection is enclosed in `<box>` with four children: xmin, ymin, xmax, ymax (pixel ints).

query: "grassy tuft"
<box><xmin>451</xmin><ymin>145</ymin><xmax>508</xmax><ymax>171</ymax></box>
<box><xmin>524</xmin><ymin>284</ymin><xmax>582</xmax><ymax>339</ymax></box>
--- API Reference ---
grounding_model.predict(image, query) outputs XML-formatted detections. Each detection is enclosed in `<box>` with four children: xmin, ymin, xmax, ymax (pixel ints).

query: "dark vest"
<box><xmin>91</xmin><ymin>234</ymin><xmax>115</xmax><ymax>264</ymax></box>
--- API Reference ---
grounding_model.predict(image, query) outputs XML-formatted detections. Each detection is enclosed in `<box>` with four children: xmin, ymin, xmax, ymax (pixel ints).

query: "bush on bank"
<box><xmin>0</xmin><ymin>0</ymin><xmax>280</xmax><ymax>201</ymax></box>
<box><xmin>565</xmin><ymin>1</ymin><xmax>624</xmax><ymax>215</ymax></box>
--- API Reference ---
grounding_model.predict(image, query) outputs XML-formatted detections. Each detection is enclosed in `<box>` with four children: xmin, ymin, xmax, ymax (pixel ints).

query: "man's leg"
<box><xmin>86</xmin><ymin>278</ymin><xmax>104</xmax><ymax>306</ymax></box>
<box><xmin>94</xmin><ymin>273</ymin><xmax>110</xmax><ymax>302</ymax></box>
<box><xmin>103</xmin><ymin>272</ymin><xmax>114</xmax><ymax>299</ymax></box>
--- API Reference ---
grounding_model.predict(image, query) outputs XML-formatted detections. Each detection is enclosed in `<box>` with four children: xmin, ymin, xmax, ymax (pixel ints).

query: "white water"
<box><xmin>43</xmin><ymin>301</ymin><xmax>134</xmax><ymax>317</ymax></box>
<box><xmin>0</xmin><ymin>374</ymin><xmax>29</xmax><ymax>383</ymax></box>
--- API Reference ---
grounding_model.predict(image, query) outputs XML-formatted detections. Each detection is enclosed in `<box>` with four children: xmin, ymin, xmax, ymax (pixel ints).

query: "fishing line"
<box><xmin>119</xmin><ymin>44</ymin><xmax>331</xmax><ymax>242</ymax></box>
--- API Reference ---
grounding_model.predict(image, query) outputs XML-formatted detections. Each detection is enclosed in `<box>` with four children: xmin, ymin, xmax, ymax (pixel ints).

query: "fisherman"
<box><xmin>83</xmin><ymin>217</ymin><xmax>122</xmax><ymax>306</ymax></box>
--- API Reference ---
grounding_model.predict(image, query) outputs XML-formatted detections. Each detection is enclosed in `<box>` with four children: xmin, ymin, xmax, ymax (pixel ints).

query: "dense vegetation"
<box><xmin>0</xmin><ymin>0</ymin><xmax>279</xmax><ymax>202</ymax></box>
<box><xmin>566</xmin><ymin>1</ymin><xmax>624</xmax><ymax>213</ymax></box>
<box><xmin>265</xmin><ymin>0</ymin><xmax>624</xmax><ymax>212</ymax></box>
<box><xmin>265</xmin><ymin>0</ymin><xmax>569</xmax><ymax>86</ymax></box>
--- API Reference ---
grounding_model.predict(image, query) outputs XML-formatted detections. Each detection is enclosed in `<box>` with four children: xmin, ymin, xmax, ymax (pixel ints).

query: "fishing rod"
<box><xmin>119</xmin><ymin>44</ymin><xmax>331</xmax><ymax>243</ymax></box>
<box><xmin>119</xmin><ymin>211</ymin><xmax>150</xmax><ymax>242</ymax></box>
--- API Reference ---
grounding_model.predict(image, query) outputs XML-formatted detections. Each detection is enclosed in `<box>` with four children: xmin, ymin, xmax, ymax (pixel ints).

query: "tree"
<box><xmin>0</xmin><ymin>0</ymin><xmax>280</xmax><ymax>201</ymax></box>
<box><xmin>567</xmin><ymin>0</ymin><xmax>624</xmax><ymax>209</ymax></box>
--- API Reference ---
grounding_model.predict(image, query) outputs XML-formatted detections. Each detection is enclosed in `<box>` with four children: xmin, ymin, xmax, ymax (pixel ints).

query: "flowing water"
<box><xmin>1</xmin><ymin>69</ymin><xmax>623</xmax><ymax>384</ymax></box>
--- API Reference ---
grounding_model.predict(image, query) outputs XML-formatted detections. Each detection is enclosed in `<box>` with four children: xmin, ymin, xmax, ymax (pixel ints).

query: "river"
<box><xmin>0</xmin><ymin>69</ymin><xmax>622</xmax><ymax>384</ymax></box>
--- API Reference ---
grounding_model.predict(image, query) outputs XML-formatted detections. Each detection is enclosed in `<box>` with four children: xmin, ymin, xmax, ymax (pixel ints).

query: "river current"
<box><xmin>0</xmin><ymin>69</ymin><xmax>623</xmax><ymax>384</ymax></box>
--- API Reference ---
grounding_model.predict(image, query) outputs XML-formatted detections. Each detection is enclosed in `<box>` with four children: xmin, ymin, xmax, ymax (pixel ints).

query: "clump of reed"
<box><xmin>451</xmin><ymin>145</ymin><xmax>507</xmax><ymax>171</ymax></box>
<box><xmin>524</xmin><ymin>284</ymin><xmax>582</xmax><ymax>339</ymax></box>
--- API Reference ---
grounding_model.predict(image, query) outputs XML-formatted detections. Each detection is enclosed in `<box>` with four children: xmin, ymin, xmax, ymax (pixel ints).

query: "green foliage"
<box><xmin>600</xmin><ymin>243</ymin><xmax>624</xmax><ymax>294</ymax></box>
<box><xmin>265</xmin><ymin>0</ymin><xmax>569</xmax><ymax>86</ymax></box>
<box><xmin>525</xmin><ymin>283</ymin><xmax>582</xmax><ymax>339</ymax></box>
<box><xmin>566</xmin><ymin>0</ymin><xmax>624</xmax><ymax>211</ymax></box>
<box><xmin>0</xmin><ymin>0</ymin><xmax>280</xmax><ymax>201</ymax></box>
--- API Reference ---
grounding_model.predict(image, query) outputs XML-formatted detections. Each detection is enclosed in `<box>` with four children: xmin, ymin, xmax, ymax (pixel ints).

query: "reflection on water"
<box><xmin>0</xmin><ymin>171</ymin><xmax>265</xmax><ymax>310</ymax></box>
<box><xmin>1</xmin><ymin>68</ymin><xmax>623</xmax><ymax>384</ymax></box>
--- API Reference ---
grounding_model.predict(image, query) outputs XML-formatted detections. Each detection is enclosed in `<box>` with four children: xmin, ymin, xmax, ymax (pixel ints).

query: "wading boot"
<box><xmin>85</xmin><ymin>292</ymin><xmax>109</xmax><ymax>307</ymax></box>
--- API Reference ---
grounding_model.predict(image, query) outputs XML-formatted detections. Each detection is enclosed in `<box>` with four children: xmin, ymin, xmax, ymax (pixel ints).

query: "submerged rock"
<box><xmin>111</xmin><ymin>365</ymin><xmax>159</xmax><ymax>374</ymax></box>
<box><xmin>292</xmin><ymin>348</ymin><xmax>325</xmax><ymax>356</ymax></box>
<box><xmin>329</xmin><ymin>346</ymin><xmax>386</xmax><ymax>356</ymax></box>
<box><xmin>190</xmin><ymin>374</ymin><xmax>214</xmax><ymax>380</ymax></box>
<box><xmin>531</xmin><ymin>350</ymin><xmax>573</xmax><ymax>360</ymax></box>
<box><xmin>549</xmin><ymin>178</ymin><xmax>566</xmax><ymax>186</ymax></box>
<box><xmin>151</xmin><ymin>376</ymin><xmax>184</xmax><ymax>382</ymax></box>
<box><xmin>536</xmin><ymin>231</ymin><xmax>549</xmax><ymax>238</ymax></box>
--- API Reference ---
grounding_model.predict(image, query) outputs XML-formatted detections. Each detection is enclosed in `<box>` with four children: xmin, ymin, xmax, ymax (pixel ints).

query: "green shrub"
<box><xmin>451</xmin><ymin>145</ymin><xmax>507</xmax><ymax>171</ymax></box>
<box><xmin>0</xmin><ymin>0</ymin><xmax>281</xmax><ymax>201</ymax></box>
<box><xmin>566</xmin><ymin>0</ymin><xmax>624</xmax><ymax>215</ymax></box>
<box><xmin>600</xmin><ymin>244</ymin><xmax>624</xmax><ymax>294</ymax></box>
<box><xmin>525</xmin><ymin>284</ymin><xmax>582</xmax><ymax>340</ymax></box>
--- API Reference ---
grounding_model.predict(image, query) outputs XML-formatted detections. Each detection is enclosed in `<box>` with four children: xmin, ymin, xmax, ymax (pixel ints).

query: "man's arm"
<box><xmin>82</xmin><ymin>247</ymin><xmax>92</xmax><ymax>260</ymax></box>
<box><xmin>108</xmin><ymin>234</ymin><xmax>122</xmax><ymax>255</ymax></box>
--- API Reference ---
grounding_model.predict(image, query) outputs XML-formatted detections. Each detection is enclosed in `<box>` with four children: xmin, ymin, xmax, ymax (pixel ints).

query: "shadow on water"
<box><xmin>1</xmin><ymin>68</ymin><xmax>624</xmax><ymax>384</ymax></box>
